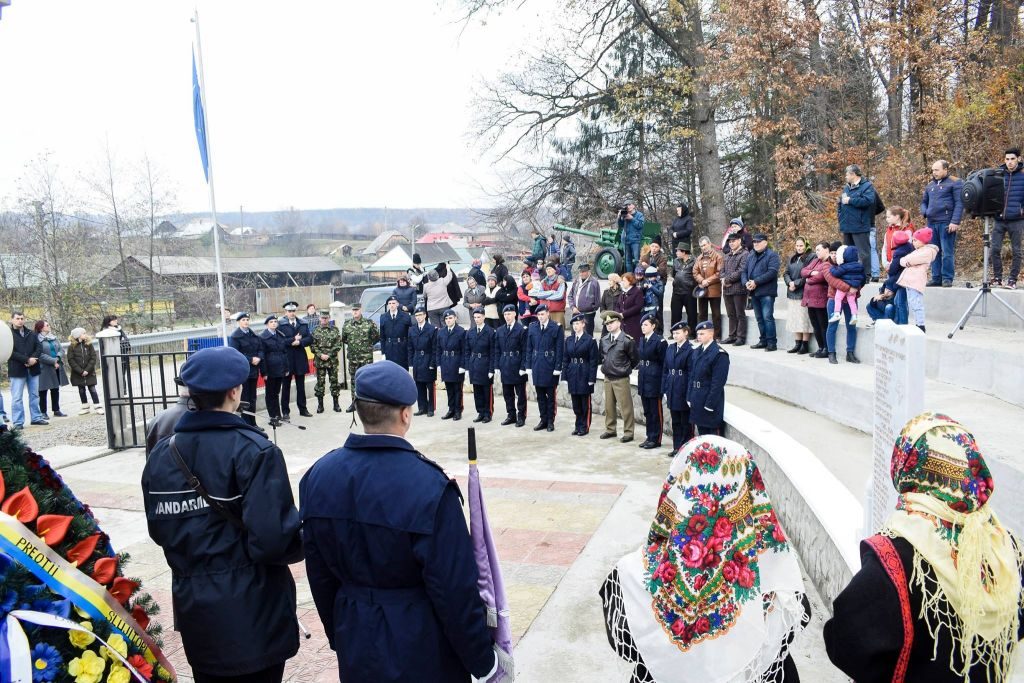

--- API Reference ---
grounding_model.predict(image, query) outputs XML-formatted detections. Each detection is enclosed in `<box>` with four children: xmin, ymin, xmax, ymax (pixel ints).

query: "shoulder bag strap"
<box><xmin>168</xmin><ymin>435</ymin><xmax>246</xmax><ymax>531</ymax></box>
<box><xmin>864</xmin><ymin>534</ymin><xmax>913</xmax><ymax>683</ymax></box>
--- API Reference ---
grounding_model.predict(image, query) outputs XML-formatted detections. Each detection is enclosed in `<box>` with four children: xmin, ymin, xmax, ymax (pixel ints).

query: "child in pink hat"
<box><xmin>896</xmin><ymin>227</ymin><xmax>939</xmax><ymax>332</ymax></box>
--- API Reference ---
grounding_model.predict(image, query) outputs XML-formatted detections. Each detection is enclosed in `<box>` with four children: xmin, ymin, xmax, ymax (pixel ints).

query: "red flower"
<box><xmin>751</xmin><ymin>467</ymin><xmax>765</xmax><ymax>491</ymax></box>
<box><xmin>66</xmin><ymin>534</ymin><xmax>101</xmax><ymax>566</ymax></box>
<box><xmin>92</xmin><ymin>557</ymin><xmax>118</xmax><ymax>585</ymax></box>
<box><xmin>732</xmin><ymin>550</ymin><xmax>748</xmax><ymax>566</ymax></box>
<box><xmin>647</xmin><ymin>542</ymin><xmax>660</xmax><ymax>554</ymax></box>
<box><xmin>772</xmin><ymin>524</ymin><xmax>787</xmax><ymax>543</ymax></box>
<box><xmin>686</xmin><ymin>514</ymin><xmax>709</xmax><ymax>536</ymax></box>
<box><xmin>653</xmin><ymin>561</ymin><xmax>677</xmax><ymax>583</ymax></box>
<box><xmin>738</xmin><ymin>566</ymin><xmax>756</xmax><ymax>589</ymax></box>
<box><xmin>703</xmin><ymin>552</ymin><xmax>722</xmax><ymax>569</ymax></box>
<box><xmin>692</xmin><ymin>574</ymin><xmax>707</xmax><ymax>591</ymax></box>
<box><xmin>110</xmin><ymin>577</ymin><xmax>140</xmax><ymax>603</ymax></box>
<box><xmin>36</xmin><ymin>514</ymin><xmax>73</xmax><ymax>546</ymax></box>
<box><xmin>694</xmin><ymin>617</ymin><xmax>711</xmax><ymax>635</ymax></box>
<box><xmin>131</xmin><ymin>604</ymin><xmax>151</xmax><ymax>630</ymax></box>
<box><xmin>705</xmin><ymin>536</ymin><xmax>724</xmax><ymax>554</ymax></box>
<box><xmin>681</xmin><ymin>540</ymin><xmax>707</xmax><ymax>569</ymax></box>
<box><xmin>707</xmin><ymin>499</ymin><xmax>720</xmax><ymax>516</ymax></box>
<box><xmin>722</xmin><ymin>560</ymin><xmax>739</xmax><ymax>583</ymax></box>
<box><xmin>712</xmin><ymin>517</ymin><xmax>733</xmax><ymax>539</ymax></box>
<box><xmin>904</xmin><ymin>453</ymin><xmax>918</xmax><ymax>470</ymax></box>
<box><xmin>2</xmin><ymin>486</ymin><xmax>39</xmax><ymax>523</ymax></box>
<box><xmin>951</xmin><ymin>500</ymin><xmax>969</xmax><ymax>513</ymax></box>
<box><xmin>127</xmin><ymin>655</ymin><xmax>153</xmax><ymax>679</ymax></box>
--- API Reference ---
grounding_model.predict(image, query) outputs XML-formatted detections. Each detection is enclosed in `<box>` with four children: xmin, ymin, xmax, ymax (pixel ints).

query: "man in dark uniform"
<box><xmin>379</xmin><ymin>295</ymin><xmax>413</xmax><ymax>368</ymax></box>
<box><xmin>407</xmin><ymin>304</ymin><xmax>438</xmax><ymax>416</ymax></box>
<box><xmin>525</xmin><ymin>304</ymin><xmax>564</xmax><ymax>432</ymax></box>
<box><xmin>495</xmin><ymin>304</ymin><xmax>528</xmax><ymax>427</ymax></box>
<box><xmin>687</xmin><ymin>320</ymin><xmax>730</xmax><ymax>436</ymax></box>
<box><xmin>278</xmin><ymin>301</ymin><xmax>313</xmax><ymax>420</ymax></box>
<box><xmin>464</xmin><ymin>308</ymin><xmax>496</xmax><ymax>423</ymax></box>
<box><xmin>636</xmin><ymin>313</ymin><xmax>667</xmax><ymax>449</ymax></box>
<box><xmin>142</xmin><ymin>346</ymin><xmax>302</xmax><ymax>683</ymax></box>
<box><xmin>299</xmin><ymin>361</ymin><xmax>497</xmax><ymax>682</ymax></box>
<box><xmin>435</xmin><ymin>309</ymin><xmax>466</xmax><ymax>421</ymax></box>
<box><xmin>227</xmin><ymin>311</ymin><xmax>263</xmax><ymax>426</ymax></box>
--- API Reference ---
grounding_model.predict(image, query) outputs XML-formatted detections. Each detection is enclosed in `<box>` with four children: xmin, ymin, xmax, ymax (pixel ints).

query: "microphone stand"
<box><xmin>238</xmin><ymin>403</ymin><xmax>306</xmax><ymax>446</ymax></box>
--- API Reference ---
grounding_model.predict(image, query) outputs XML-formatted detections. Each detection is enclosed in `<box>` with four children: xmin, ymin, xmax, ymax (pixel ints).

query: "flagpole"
<box><xmin>192</xmin><ymin>8</ymin><xmax>229</xmax><ymax>345</ymax></box>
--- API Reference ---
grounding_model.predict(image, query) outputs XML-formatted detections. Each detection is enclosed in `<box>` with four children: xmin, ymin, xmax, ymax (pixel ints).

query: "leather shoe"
<box><xmin>427</xmin><ymin>411</ymin><xmax>435</xmax><ymax>417</ymax></box>
<box><xmin>30</xmin><ymin>420</ymin><xmax>49</xmax><ymax>426</ymax></box>
<box><xmin>722</xmin><ymin>337</ymin><xmax>737</xmax><ymax>344</ymax></box>
<box><xmin>533</xmin><ymin>422</ymin><xmax>547</xmax><ymax>431</ymax></box>
<box><xmin>453</xmin><ymin>413</ymin><xmax>462</xmax><ymax>421</ymax></box>
<box><xmin>599</xmin><ymin>432</ymin><xmax>617</xmax><ymax>439</ymax></box>
<box><xmin>765</xmin><ymin>345</ymin><xmax>777</xmax><ymax>352</ymax></box>
<box><xmin>281</xmin><ymin>414</ymin><xmax>291</xmax><ymax>422</ymax></box>
<box><xmin>828</xmin><ymin>352</ymin><xmax>838</xmax><ymax>364</ymax></box>
<box><xmin>516</xmin><ymin>419</ymin><xmax>525</xmax><ymax>427</ymax></box>
<box><xmin>571</xmin><ymin>429</ymin><xmax>581</xmax><ymax>436</ymax></box>
<box><xmin>732</xmin><ymin>340</ymin><xmax>745</xmax><ymax>347</ymax></box>
<box><xmin>414</xmin><ymin>409</ymin><xmax>427</xmax><ymax>416</ymax></box>
<box><xmin>642</xmin><ymin>442</ymin><xmax>660</xmax><ymax>449</ymax></box>
<box><xmin>481</xmin><ymin>416</ymin><xmax>492</xmax><ymax>424</ymax></box>
<box><xmin>578</xmin><ymin>430</ymin><xmax>589</xmax><ymax>436</ymax></box>
<box><xmin>299</xmin><ymin>409</ymin><xmax>313</xmax><ymax>417</ymax></box>
<box><xmin>501</xmin><ymin>416</ymin><xmax>516</xmax><ymax>426</ymax></box>
<box><xmin>546</xmin><ymin>424</ymin><xmax>554</xmax><ymax>432</ymax></box>
<box><xmin>638</xmin><ymin>440</ymin><xmax>652</xmax><ymax>448</ymax></box>
<box><xmin>751</xmin><ymin>341</ymin><xmax>767</xmax><ymax>349</ymax></box>
<box><xmin>620</xmin><ymin>435</ymin><xmax>633</xmax><ymax>443</ymax></box>
<box><xmin>441</xmin><ymin>412</ymin><xmax>454</xmax><ymax>420</ymax></box>
<box><xmin>473</xmin><ymin>415</ymin><xmax>484</xmax><ymax>423</ymax></box>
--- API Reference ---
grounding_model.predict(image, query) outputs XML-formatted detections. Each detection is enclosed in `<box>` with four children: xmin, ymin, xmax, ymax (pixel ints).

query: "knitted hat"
<box><xmin>892</xmin><ymin>230</ymin><xmax>912</xmax><ymax>246</ymax></box>
<box><xmin>913</xmin><ymin>227</ymin><xmax>934</xmax><ymax>244</ymax></box>
<box><xmin>70</xmin><ymin>327</ymin><xmax>86</xmax><ymax>340</ymax></box>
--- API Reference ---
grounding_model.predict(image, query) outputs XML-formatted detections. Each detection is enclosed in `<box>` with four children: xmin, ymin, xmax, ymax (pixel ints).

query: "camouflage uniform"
<box><xmin>341</xmin><ymin>316</ymin><xmax>380</xmax><ymax>381</ymax></box>
<box><xmin>312</xmin><ymin>323</ymin><xmax>344</xmax><ymax>398</ymax></box>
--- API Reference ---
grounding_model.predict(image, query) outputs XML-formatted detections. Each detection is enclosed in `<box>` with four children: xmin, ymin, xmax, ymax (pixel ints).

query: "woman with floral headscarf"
<box><xmin>825</xmin><ymin>412</ymin><xmax>1024</xmax><ymax>682</ymax></box>
<box><xmin>601</xmin><ymin>436</ymin><xmax>810</xmax><ymax>682</ymax></box>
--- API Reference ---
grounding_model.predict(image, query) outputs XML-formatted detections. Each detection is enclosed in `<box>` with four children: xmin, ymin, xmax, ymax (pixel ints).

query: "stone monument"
<box><xmin>868</xmin><ymin>320</ymin><xmax>925</xmax><ymax>534</ymax></box>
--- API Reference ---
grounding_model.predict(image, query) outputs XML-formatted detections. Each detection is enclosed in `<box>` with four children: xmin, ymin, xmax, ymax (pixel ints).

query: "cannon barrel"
<box><xmin>551</xmin><ymin>223</ymin><xmax>604</xmax><ymax>239</ymax></box>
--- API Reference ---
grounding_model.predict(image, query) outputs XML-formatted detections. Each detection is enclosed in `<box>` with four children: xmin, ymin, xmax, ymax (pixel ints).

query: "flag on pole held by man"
<box><xmin>192</xmin><ymin>52</ymin><xmax>210</xmax><ymax>182</ymax></box>
<box><xmin>466</xmin><ymin>428</ymin><xmax>514</xmax><ymax>681</ymax></box>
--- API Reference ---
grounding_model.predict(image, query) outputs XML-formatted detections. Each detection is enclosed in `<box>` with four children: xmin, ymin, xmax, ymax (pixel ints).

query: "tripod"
<box><xmin>948</xmin><ymin>216</ymin><xmax>1024</xmax><ymax>338</ymax></box>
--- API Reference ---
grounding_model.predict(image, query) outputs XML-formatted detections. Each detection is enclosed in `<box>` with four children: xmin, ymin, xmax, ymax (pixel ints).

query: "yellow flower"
<box><xmin>69</xmin><ymin>622</ymin><xmax>96</xmax><ymax>649</ymax></box>
<box><xmin>68</xmin><ymin>649</ymin><xmax>106</xmax><ymax>683</ymax></box>
<box><xmin>107</xmin><ymin>664</ymin><xmax>131</xmax><ymax>683</ymax></box>
<box><xmin>101</xmin><ymin>634</ymin><xmax>128</xmax><ymax>661</ymax></box>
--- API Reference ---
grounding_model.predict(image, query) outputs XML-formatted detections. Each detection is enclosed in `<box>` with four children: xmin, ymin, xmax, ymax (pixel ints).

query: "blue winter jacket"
<box><xmin>882</xmin><ymin>242</ymin><xmax>915</xmax><ymax>294</ymax></box>
<box><xmin>618</xmin><ymin>210</ymin><xmax>646</xmax><ymax>243</ymax></box>
<box><xmin>837</xmin><ymin>179</ymin><xmax>878</xmax><ymax>233</ymax></box>
<box><xmin>832</xmin><ymin>246</ymin><xmax>866</xmax><ymax>288</ymax></box>
<box><xmin>1001</xmin><ymin>164</ymin><xmax>1024</xmax><ymax>222</ymax></box>
<box><xmin>742</xmin><ymin>248</ymin><xmax>782</xmax><ymax>297</ymax></box>
<box><xmin>920</xmin><ymin>177</ymin><xmax>964</xmax><ymax>225</ymax></box>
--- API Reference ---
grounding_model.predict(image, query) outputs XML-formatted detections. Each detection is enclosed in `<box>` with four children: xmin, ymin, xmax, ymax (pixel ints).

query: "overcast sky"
<box><xmin>0</xmin><ymin>1</ymin><xmax>554</xmax><ymax>214</ymax></box>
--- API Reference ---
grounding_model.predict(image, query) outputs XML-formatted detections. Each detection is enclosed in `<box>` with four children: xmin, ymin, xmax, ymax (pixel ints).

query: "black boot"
<box><xmin>317</xmin><ymin>397</ymin><xmax>325</xmax><ymax>414</ymax></box>
<box><xmin>814</xmin><ymin>348</ymin><xmax>828</xmax><ymax>358</ymax></box>
<box><xmin>787</xmin><ymin>341</ymin><xmax>802</xmax><ymax>353</ymax></box>
<box><xmin>828</xmin><ymin>352</ymin><xmax>838</xmax><ymax>365</ymax></box>
<box><xmin>333</xmin><ymin>397</ymin><xmax>342</xmax><ymax>412</ymax></box>
<box><xmin>797</xmin><ymin>341</ymin><xmax>810</xmax><ymax>355</ymax></box>
<box><xmin>917</xmin><ymin>325</ymin><xmax>926</xmax><ymax>333</ymax></box>
<box><xmin>846</xmin><ymin>351</ymin><xmax>860</xmax><ymax>364</ymax></box>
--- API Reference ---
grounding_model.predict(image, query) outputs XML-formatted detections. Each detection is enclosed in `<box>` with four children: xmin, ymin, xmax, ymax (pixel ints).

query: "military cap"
<box><xmin>263</xmin><ymin>314</ymin><xmax>278</xmax><ymax>325</ymax></box>
<box><xmin>535</xmin><ymin>303</ymin><xmax>549</xmax><ymax>313</ymax></box>
<box><xmin>671</xmin><ymin>320</ymin><xmax>690</xmax><ymax>332</ymax></box>
<box><xmin>603</xmin><ymin>311</ymin><xmax>623</xmax><ymax>323</ymax></box>
<box><xmin>695</xmin><ymin>320</ymin><xmax>714</xmax><ymax>332</ymax></box>
<box><xmin>354</xmin><ymin>361</ymin><xmax>417</xmax><ymax>407</ymax></box>
<box><xmin>502</xmin><ymin>304</ymin><xmax>517</xmax><ymax>314</ymax></box>
<box><xmin>443</xmin><ymin>308</ymin><xmax>457</xmax><ymax>319</ymax></box>
<box><xmin>351</xmin><ymin>303</ymin><xmax>362</xmax><ymax>310</ymax></box>
<box><xmin>570</xmin><ymin>313</ymin><xmax>587</xmax><ymax>324</ymax></box>
<box><xmin>471</xmin><ymin>307</ymin><xmax>486</xmax><ymax>317</ymax></box>
<box><xmin>414</xmin><ymin>305</ymin><xmax>427</xmax><ymax>314</ymax></box>
<box><xmin>386</xmin><ymin>295</ymin><xmax>398</xmax><ymax>304</ymax></box>
<box><xmin>283</xmin><ymin>301</ymin><xmax>299</xmax><ymax>311</ymax></box>
<box><xmin>231</xmin><ymin>311</ymin><xmax>250</xmax><ymax>321</ymax></box>
<box><xmin>641</xmin><ymin>313</ymin><xmax>658</xmax><ymax>325</ymax></box>
<box><xmin>578</xmin><ymin>263</ymin><xmax>591</xmax><ymax>271</ymax></box>
<box><xmin>752</xmin><ymin>233</ymin><xmax>768</xmax><ymax>242</ymax></box>
<box><xmin>644</xmin><ymin>266</ymin><xmax>658</xmax><ymax>276</ymax></box>
<box><xmin>179</xmin><ymin>346</ymin><xmax>250</xmax><ymax>393</ymax></box>
<box><xmin>319</xmin><ymin>310</ymin><xmax>330</xmax><ymax>318</ymax></box>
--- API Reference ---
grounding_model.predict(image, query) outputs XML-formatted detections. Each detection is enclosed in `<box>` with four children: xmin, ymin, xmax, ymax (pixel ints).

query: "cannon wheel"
<box><xmin>593</xmin><ymin>248</ymin><xmax>623</xmax><ymax>279</ymax></box>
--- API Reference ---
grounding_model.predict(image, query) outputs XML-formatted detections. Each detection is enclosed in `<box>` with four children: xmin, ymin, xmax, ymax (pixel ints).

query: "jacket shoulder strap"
<box><xmin>168</xmin><ymin>435</ymin><xmax>246</xmax><ymax>531</ymax></box>
<box><xmin>864</xmin><ymin>534</ymin><xmax>913</xmax><ymax>683</ymax></box>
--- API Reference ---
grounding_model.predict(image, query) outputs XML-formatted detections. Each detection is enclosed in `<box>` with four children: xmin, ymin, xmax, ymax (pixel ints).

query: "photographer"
<box><xmin>992</xmin><ymin>147</ymin><xmax>1024</xmax><ymax>290</ymax></box>
<box><xmin>617</xmin><ymin>201</ymin><xmax>645</xmax><ymax>273</ymax></box>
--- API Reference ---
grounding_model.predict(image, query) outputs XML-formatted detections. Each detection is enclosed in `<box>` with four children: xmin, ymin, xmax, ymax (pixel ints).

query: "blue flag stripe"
<box><xmin>192</xmin><ymin>51</ymin><xmax>210</xmax><ymax>183</ymax></box>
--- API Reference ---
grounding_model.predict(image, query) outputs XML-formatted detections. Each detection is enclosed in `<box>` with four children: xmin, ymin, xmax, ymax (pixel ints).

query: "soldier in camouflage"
<box><xmin>340</xmin><ymin>303</ymin><xmax>380</xmax><ymax>412</ymax></box>
<box><xmin>312</xmin><ymin>310</ymin><xmax>344</xmax><ymax>413</ymax></box>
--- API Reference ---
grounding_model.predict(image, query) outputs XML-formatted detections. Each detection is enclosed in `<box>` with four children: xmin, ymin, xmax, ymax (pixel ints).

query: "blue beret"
<box><xmin>414</xmin><ymin>305</ymin><xmax>427</xmax><ymax>314</ymax></box>
<box><xmin>386</xmin><ymin>295</ymin><xmax>398</xmax><ymax>304</ymax></box>
<box><xmin>641</xmin><ymin>313</ymin><xmax>658</xmax><ymax>325</ymax></box>
<box><xmin>671</xmin><ymin>320</ymin><xmax>690</xmax><ymax>332</ymax></box>
<box><xmin>354</xmin><ymin>361</ymin><xmax>417</xmax><ymax>407</ymax></box>
<box><xmin>180</xmin><ymin>346</ymin><xmax>250</xmax><ymax>393</ymax></box>
<box><xmin>232</xmin><ymin>311</ymin><xmax>250</xmax><ymax>321</ymax></box>
<box><xmin>264</xmin><ymin>314</ymin><xmax>277</xmax><ymax>325</ymax></box>
<box><xmin>695</xmin><ymin>320</ymin><xmax>714</xmax><ymax>332</ymax></box>
<box><xmin>502</xmin><ymin>304</ymin><xmax>517</xmax><ymax>314</ymax></box>
<box><xmin>443</xmin><ymin>308</ymin><xmax>457</xmax><ymax>318</ymax></box>
<box><xmin>570</xmin><ymin>313</ymin><xmax>587</xmax><ymax>324</ymax></box>
<box><xmin>535</xmin><ymin>304</ymin><xmax>549</xmax><ymax>313</ymax></box>
<box><xmin>471</xmin><ymin>307</ymin><xmax>486</xmax><ymax>317</ymax></box>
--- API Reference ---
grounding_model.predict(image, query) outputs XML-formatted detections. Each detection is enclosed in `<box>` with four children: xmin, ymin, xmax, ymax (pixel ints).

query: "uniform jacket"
<box><xmin>408</xmin><ymin>321</ymin><xmax>438</xmax><ymax>383</ymax></box>
<box><xmin>920</xmin><ymin>176</ymin><xmax>964</xmax><ymax>225</ymax></box>
<box><xmin>525</xmin><ymin>321</ymin><xmax>564</xmax><ymax>388</ymax></box>
<box><xmin>662</xmin><ymin>341</ymin><xmax>694</xmax><ymax>411</ymax></box>
<box><xmin>600</xmin><ymin>332</ymin><xmax>638</xmax><ymax>380</ymax></box>
<box><xmin>783</xmin><ymin>252</ymin><xmax>812</xmax><ymax>300</ymax></box>
<box><xmin>435</xmin><ymin>324</ymin><xmax>467</xmax><ymax>382</ymax></box>
<box><xmin>636</xmin><ymin>333</ymin><xmax>667</xmax><ymax>397</ymax></box>
<box><xmin>392</xmin><ymin>284</ymin><xmax>418</xmax><ymax>313</ymax></box>
<box><xmin>37</xmin><ymin>334</ymin><xmax>70</xmax><ymax>391</ymax></box>
<box><xmin>312</xmin><ymin>324</ymin><xmax>344</xmax><ymax>369</ymax></box>
<box><xmin>228</xmin><ymin>327</ymin><xmax>264</xmax><ymax>380</ymax></box>
<box><xmin>8</xmin><ymin>325</ymin><xmax>41</xmax><ymax>378</ymax></box>
<box><xmin>1000</xmin><ymin>163</ymin><xmax>1024</xmax><ymax>221</ymax></box>
<box><xmin>742</xmin><ymin>247</ymin><xmax>782</xmax><ymax>298</ymax></box>
<box><xmin>800</xmin><ymin>257</ymin><xmax>830</xmax><ymax>309</ymax></box>
<box><xmin>299</xmin><ymin>434</ymin><xmax>495</xmax><ymax>683</ymax></box>
<box><xmin>837</xmin><ymin>179</ymin><xmax>878</xmax><ymax>234</ymax></box>
<box><xmin>687</xmin><ymin>342</ymin><xmax>730</xmax><ymax>427</ymax></box>
<box><xmin>568</xmin><ymin>275</ymin><xmax>601</xmax><ymax>313</ymax></box>
<box><xmin>341</xmin><ymin>317</ymin><xmax>380</xmax><ymax>368</ymax></box>
<box><xmin>66</xmin><ymin>339</ymin><xmax>98</xmax><ymax>387</ymax></box>
<box><xmin>616</xmin><ymin>286</ymin><xmax>645</xmax><ymax>340</ymax></box>
<box><xmin>721</xmin><ymin>248</ymin><xmax>750</xmax><ymax>297</ymax></box>
<box><xmin>897</xmin><ymin>244</ymin><xmax>940</xmax><ymax>293</ymax></box>
<box><xmin>379</xmin><ymin>311</ymin><xmax>413</xmax><ymax>367</ymax></box>
<box><xmin>464</xmin><ymin>324</ymin><xmax>496</xmax><ymax>385</ymax></box>
<box><xmin>561</xmin><ymin>333</ymin><xmax>599</xmax><ymax>395</ymax></box>
<box><xmin>692</xmin><ymin>250</ymin><xmax>725</xmax><ymax>299</ymax></box>
<box><xmin>142</xmin><ymin>411</ymin><xmax>302</xmax><ymax>675</ymax></box>
<box><xmin>259</xmin><ymin>329</ymin><xmax>291</xmax><ymax>378</ymax></box>
<box><xmin>277</xmin><ymin>316</ymin><xmax>313</xmax><ymax>376</ymax></box>
<box><xmin>495</xmin><ymin>322</ymin><xmax>528</xmax><ymax>384</ymax></box>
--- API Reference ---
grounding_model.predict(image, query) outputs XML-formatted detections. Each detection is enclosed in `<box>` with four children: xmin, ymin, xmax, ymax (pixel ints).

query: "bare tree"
<box><xmin>136</xmin><ymin>154</ymin><xmax>177</xmax><ymax>330</ymax></box>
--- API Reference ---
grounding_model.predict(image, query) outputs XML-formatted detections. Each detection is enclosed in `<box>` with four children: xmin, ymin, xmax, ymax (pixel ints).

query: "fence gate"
<box><xmin>98</xmin><ymin>338</ymin><xmax>189</xmax><ymax>450</ymax></box>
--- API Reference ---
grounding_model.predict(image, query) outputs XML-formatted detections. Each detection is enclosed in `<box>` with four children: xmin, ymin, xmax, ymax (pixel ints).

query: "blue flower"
<box><xmin>31</xmin><ymin>642</ymin><xmax>62</xmax><ymax>682</ymax></box>
<box><xmin>0</xmin><ymin>588</ymin><xmax>17</xmax><ymax>616</ymax></box>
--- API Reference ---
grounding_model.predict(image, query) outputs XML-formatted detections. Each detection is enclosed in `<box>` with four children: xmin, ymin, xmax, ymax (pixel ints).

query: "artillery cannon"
<box><xmin>553</xmin><ymin>220</ymin><xmax>662</xmax><ymax>279</ymax></box>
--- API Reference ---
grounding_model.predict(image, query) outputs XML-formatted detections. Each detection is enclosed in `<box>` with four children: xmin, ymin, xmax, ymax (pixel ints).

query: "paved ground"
<box><xmin>40</xmin><ymin>382</ymin><xmax>845</xmax><ymax>683</ymax></box>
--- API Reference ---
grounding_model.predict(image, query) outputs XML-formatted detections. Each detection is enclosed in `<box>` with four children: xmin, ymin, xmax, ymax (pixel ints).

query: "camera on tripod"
<box><xmin>961</xmin><ymin>167</ymin><xmax>1006</xmax><ymax>218</ymax></box>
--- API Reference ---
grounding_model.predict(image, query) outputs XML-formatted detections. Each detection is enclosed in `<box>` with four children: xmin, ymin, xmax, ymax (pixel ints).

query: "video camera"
<box><xmin>962</xmin><ymin>168</ymin><xmax>1006</xmax><ymax>218</ymax></box>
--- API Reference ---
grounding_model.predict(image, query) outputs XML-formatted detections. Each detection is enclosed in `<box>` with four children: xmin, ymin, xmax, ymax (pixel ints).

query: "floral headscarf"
<box><xmin>884</xmin><ymin>412</ymin><xmax>1022</xmax><ymax>680</ymax></box>
<box><xmin>604</xmin><ymin>436</ymin><xmax>806</xmax><ymax>683</ymax></box>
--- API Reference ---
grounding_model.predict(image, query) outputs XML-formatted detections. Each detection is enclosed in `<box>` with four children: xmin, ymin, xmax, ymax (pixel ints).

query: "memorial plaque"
<box><xmin>869</xmin><ymin>321</ymin><xmax>925</xmax><ymax>533</ymax></box>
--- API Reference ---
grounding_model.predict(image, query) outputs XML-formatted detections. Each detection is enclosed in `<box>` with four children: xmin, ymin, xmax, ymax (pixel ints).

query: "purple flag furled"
<box><xmin>467</xmin><ymin>428</ymin><xmax>515</xmax><ymax>681</ymax></box>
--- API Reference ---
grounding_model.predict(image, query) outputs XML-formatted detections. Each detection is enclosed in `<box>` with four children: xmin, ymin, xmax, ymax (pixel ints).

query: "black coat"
<box><xmin>561</xmin><ymin>333</ymin><xmax>599</xmax><ymax>395</ymax></box>
<box><xmin>380</xmin><ymin>311</ymin><xmax>413</xmax><ymax>367</ymax></box>
<box><xmin>687</xmin><ymin>342</ymin><xmax>730</xmax><ymax>427</ymax></box>
<box><xmin>662</xmin><ymin>342</ymin><xmax>694</xmax><ymax>411</ymax></box>
<box><xmin>8</xmin><ymin>325</ymin><xmax>41</xmax><ymax>378</ymax></box>
<box><xmin>142</xmin><ymin>411</ymin><xmax>302</xmax><ymax>675</ymax></box>
<box><xmin>408</xmin><ymin>321</ymin><xmax>438</xmax><ymax>383</ymax></box>
<box><xmin>228</xmin><ymin>327</ymin><xmax>264</xmax><ymax>380</ymax></box>
<box><xmin>525</xmin><ymin>321</ymin><xmax>564</xmax><ymax>388</ymax></box>
<box><xmin>67</xmin><ymin>340</ymin><xmax>98</xmax><ymax>387</ymax></box>
<box><xmin>636</xmin><ymin>334</ymin><xmax>667</xmax><ymax>397</ymax></box>
<box><xmin>259</xmin><ymin>329</ymin><xmax>291</xmax><ymax>379</ymax></box>
<box><xmin>436</xmin><ymin>324</ymin><xmax>466</xmax><ymax>383</ymax></box>
<box><xmin>495</xmin><ymin>322</ymin><xmax>528</xmax><ymax>384</ymax></box>
<box><xmin>670</xmin><ymin>213</ymin><xmax>694</xmax><ymax>249</ymax></box>
<box><xmin>464</xmin><ymin>325</ymin><xmax>496</xmax><ymax>385</ymax></box>
<box><xmin>277</xmin><ymin>317</ymin><xmax>312</xmax><ymax>376</ymax></box>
